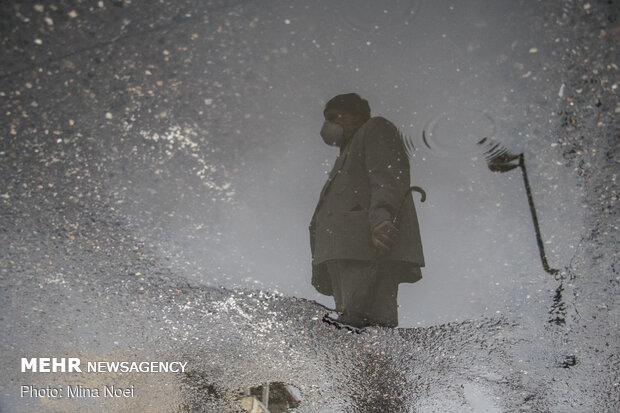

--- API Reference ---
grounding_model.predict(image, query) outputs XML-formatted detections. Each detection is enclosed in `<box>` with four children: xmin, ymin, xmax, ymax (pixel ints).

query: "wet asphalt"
<box><xmin>1</xmin><ymin>1</ymin><xmax>619</xmax><ymax>412</ymax></box>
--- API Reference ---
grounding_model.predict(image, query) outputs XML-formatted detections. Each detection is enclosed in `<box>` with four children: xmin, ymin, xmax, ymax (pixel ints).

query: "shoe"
<box><xmin>321</xmin><ymin>314</ymin><xmax>365</xmax><ymax>333</ymax></box>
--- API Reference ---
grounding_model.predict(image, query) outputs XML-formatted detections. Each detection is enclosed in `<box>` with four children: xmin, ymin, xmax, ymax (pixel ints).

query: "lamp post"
<box><xmin>479</xmin><ymin>138</ymin><xmax>560</xmax><ymax>275</ymax></box>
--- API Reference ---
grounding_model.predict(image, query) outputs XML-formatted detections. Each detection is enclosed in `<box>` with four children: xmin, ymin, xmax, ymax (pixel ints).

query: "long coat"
<box><xmin>310</xmin><ymin>116</ymin><xmax>425</xmax><ymax>296</ymax></box>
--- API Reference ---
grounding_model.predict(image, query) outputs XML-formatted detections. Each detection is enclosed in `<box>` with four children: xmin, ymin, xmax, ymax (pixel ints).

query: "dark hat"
<box><xmin>323</xmin><ymin>93</ymin><xmax>371</xmax><ymax>122</ymax></box>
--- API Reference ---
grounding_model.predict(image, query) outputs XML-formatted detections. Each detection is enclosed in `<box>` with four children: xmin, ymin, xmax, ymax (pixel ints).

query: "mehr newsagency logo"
<box><xmin>20</xmin><ymin>357</ymin><xmax>188</xmax><ymax>399</ymax></box>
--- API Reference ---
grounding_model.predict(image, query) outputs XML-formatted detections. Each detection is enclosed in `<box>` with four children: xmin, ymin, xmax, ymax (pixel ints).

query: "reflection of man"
<box><xmin>310</xmin><ymin>93</ymin><xmax>425</xmax><ymax>328</ymax></box>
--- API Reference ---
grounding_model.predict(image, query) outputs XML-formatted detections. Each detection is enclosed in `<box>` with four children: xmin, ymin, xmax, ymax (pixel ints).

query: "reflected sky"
<box><xmin>127</xmin><ymin>0</ymin><xmax>585</xmax><ymax>327</ymax></box>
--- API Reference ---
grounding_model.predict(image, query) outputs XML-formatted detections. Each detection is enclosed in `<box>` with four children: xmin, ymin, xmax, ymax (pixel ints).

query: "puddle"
<box><xmin>100</xmin><ymin>0</ymin><xmax>586</xmax><ymax>330</ymax></box>
<box><xmin>0</xmin><ymin>0</ymin><xmax>615</xmax><ymax>412</ymax></box>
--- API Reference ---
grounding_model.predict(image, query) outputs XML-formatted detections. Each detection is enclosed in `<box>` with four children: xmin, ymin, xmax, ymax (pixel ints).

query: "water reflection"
<box><xmin>127</xmin><ymin>0</ymin><xmax>586</xmax><ymax>328</ymax></box>
<box><xmin>180</xmin><ymin>375</ymin><xmax>304</xmax><ymax>412</ymax></box>
<box><xmin>478</xmin><ymin>137</ymin><xmax>561</xmax><ymax>275</ymax></box>
<box><xmin>310</xmin><ymin>93</ymin><xmax>425</xmax><ymax>328</ymax></box>
<box><xmin>309</xmin><ymin>91</ymin><xmax>569</xmax><ymax>328</ymax></box>
<box><xmin>239</xmin><ymin>382</ymin><xmax>302</xmax><ymax>413</ymax></box>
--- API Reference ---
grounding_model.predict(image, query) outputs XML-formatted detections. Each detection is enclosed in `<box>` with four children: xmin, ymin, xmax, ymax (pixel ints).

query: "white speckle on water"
<box><xmin>558</xmin><ymin>83</ymin><xmax>566</xmax><ymax>97</ymax></box>
<box><xmin>139</xmin><ymin>125</ymin><xmax>234</xmax><ymax>201</ymax></box>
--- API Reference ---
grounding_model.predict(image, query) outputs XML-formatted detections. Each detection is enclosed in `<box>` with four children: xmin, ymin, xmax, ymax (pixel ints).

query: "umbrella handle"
<box><xmin>407</xmin><ymin>186</ymin><xmax>426</xmax><ymax>203</ymax></box>
<box><xmin>392</xmin><ymin>186</ymin><xmax>426</xmax><ymax>227</ymax></box>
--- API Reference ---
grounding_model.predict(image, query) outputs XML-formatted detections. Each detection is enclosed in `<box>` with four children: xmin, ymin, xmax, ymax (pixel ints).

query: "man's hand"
<box><xmin>371</xmin><ymin>220</ymin><xmax>399</xmax><ymax>255</ymax></box>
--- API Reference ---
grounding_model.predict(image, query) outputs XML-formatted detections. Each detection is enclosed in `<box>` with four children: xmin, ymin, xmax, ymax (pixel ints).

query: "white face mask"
<box><xmin>320</xmin><ymin>121</ymin><xmax>345</xmax><ymax>147</ymax></box>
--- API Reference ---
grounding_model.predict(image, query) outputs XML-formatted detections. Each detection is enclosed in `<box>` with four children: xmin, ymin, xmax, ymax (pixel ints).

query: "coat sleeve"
<box><xmin>364</xmin><ymin>117</ymin><xmax>411</xmax><ymax>230</ymax></box>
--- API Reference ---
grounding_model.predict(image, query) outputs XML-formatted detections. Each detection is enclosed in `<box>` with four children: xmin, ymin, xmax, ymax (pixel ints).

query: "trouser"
<box><xmin>326</xmin><ymin>259</ymin><xmax>399</xmax><ymax>328</ymax></box>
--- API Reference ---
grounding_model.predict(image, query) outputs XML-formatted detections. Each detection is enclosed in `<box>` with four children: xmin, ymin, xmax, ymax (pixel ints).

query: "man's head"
<box><xmin>321</xmin><ymin>93</ymin><xmax>371</xmax><ymax>146</ymax></box>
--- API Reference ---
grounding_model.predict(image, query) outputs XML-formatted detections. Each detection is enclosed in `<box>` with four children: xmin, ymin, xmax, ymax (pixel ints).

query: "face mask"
<box><xmin>320</xmin><ymin>121</ymin><xmax>345</xmax><ymax>147</ymax></box>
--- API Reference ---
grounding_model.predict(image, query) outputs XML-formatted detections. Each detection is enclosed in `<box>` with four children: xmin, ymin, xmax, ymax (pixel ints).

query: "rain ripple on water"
<box><xmin>419</xmin><ymin>108</ymin><xmax>498</xmax><ymax>159</ymax></box>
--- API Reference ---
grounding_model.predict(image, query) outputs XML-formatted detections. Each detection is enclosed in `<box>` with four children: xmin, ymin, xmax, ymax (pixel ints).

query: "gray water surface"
<box><xmin>122</xmin><ymin>0</ymin><xmax>586</xmax><ymax>329</ymax></box>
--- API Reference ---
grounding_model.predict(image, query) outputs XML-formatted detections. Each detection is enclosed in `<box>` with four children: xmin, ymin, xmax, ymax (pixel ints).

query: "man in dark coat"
<box><xmin>309</xmin><ymin>93</ymin><xmax>425</xmax><ymax>328</ymax></box>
